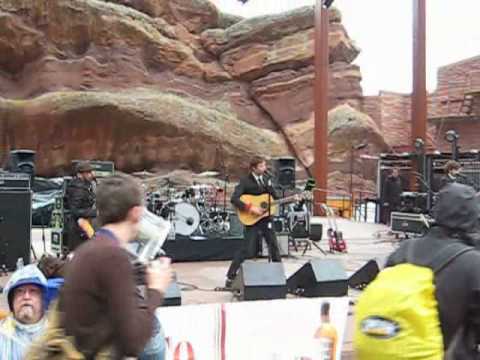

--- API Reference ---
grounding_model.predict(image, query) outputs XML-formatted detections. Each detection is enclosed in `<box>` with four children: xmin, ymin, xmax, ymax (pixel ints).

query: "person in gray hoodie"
<box><xmin>386</xmin><ymin>182</ymin><xmax>480</xmax><ymax>359</ymax></box>
<box><xmin>0</xmin><ymin>264</ymin><xmax>48</xmax><ymax>360</ymax></box>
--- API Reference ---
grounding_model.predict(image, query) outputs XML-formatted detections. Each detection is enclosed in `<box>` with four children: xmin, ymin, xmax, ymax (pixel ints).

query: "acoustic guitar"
<box><xmin>237</xmin><ymin>193</ymin><xmax>308</xmax><ymax>226</ymax></box>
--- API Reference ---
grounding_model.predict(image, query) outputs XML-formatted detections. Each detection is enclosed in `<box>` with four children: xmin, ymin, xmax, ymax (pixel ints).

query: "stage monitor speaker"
<box><xmin>0</xmin><ymin>190</ymin><xmax>32</xmax><ymax>271</ymax></box>
<box><xmin>349</xmin><ymin>260</ymin><xmax>380</xmax><ymax>290</ymax></box>
<box><xmin>287</xmin><ymin>259</ymin><xmax>348</xmax><ymax>297</ymax></box>
<box><xmin>163</xmin><ymin>279</ymin><xmax>182</xmax><ymax>306</ymax></box>
<box><xmin>233</xmin><ymin>261</ymin><xmax>287</xmax><ymax>301</ymax></box>
<box><xmin>272</xmin><ymin>157</ymin><xmax>296</xmax><ymax>190</ymax></box>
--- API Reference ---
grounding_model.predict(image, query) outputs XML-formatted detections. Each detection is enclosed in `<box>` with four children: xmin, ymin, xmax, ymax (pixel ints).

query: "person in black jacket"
<box><xmin>381</xmin><ymin>168</ymin><xmax>403</xmax><ymax>224</ymax></box>
<box><xmin>440</xmin><ymin>160</ymin><xmax>466</xmax><ymax>189</ymax></box>
<box><xmin>386</xmin><ymin>183</ymin><xmax>480</xmax><ymax>359</ymax></box>
<box><xmin>65</xmin><ymin>161</ymin><xmax>97</xmax><ymax>251</ymax></box>
<box><xmin>225</xmin><ymin>156</ymin><xmax>282</xmax><ymax>288</ymax></box>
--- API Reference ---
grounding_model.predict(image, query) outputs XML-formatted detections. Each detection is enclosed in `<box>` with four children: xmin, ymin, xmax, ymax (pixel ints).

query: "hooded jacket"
<box><xmin>386</xmin><ymin>183</ymin><xmax>480</xmax><ymax>358</ymax></box>
<box><xmin>0</xmin><ymin>265</ymin><xmax>48</xmax><ymax>360</ymax></box>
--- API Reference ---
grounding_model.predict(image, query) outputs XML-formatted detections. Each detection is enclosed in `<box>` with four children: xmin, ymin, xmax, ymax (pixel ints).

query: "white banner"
<box><xmin>158</xmin><ymin>297</ymin><xmax>349</xmax><ymax>360</ymax></box>
<box><xmin>158</xmin><ymin>303</ymin><xmax>222</xmax><ymax>360</ymax></box>
<box><xmin>224</xmin><ymin>297</ymin><xmax>349</xmax><ymax>360</ymax></box>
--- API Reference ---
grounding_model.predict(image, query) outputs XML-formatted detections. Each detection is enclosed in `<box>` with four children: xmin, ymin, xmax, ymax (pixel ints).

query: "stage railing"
<box><xmin>312</xmin><ymin>188</ymin><xmax>379</xmax><ymax>222</ymax></box>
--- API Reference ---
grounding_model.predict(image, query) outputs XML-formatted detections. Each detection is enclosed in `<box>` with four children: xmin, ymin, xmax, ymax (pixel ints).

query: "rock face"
<box><xmin>283</xmin><ymin>104</ymin><xmax>389</xmax><ymax>179</ymax></box>
<box><xmin>0</xmin><ymin>90</ymin><xmax>288</xmax><ymax>177</ymax></box>
<box><xmin>0</xmin><ymin>0</ymin><xmax>383</xmax><ymax>189</ymax></box>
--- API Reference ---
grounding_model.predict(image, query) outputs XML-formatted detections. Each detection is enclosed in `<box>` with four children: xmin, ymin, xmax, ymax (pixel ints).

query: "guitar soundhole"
<box><xmin>260</xmin><ymin>202</ymin><xmax>268</xmax><ymax>210</ymax></box>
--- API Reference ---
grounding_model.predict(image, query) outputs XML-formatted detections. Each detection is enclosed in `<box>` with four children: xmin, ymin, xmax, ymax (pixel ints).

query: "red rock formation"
<box><xmin>0</xmin><ymin>91</ymin><xmax>288</xmax><ymax>177</ymax></box>
<box><xmin>0</xmin><ymin>0</ymin><xmax>380</xmax><ymax>188</ymax></box>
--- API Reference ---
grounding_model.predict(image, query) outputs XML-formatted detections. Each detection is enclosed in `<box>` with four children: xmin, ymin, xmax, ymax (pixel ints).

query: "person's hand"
<box><xmin>147</xmin><ymin>257</ymin><xmax>173</xmax><ymax>294</ymax></box>
<box><xmin>250</xmin><ymin>206</ymin><xmax>265</xmax><ymax>216</ymax></box>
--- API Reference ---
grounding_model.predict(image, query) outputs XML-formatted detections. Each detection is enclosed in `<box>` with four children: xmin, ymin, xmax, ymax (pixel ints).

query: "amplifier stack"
<box><xmin>0</xmin><ymin>173</ymin><xmax>32</xmax><ymax>270</ymax></box>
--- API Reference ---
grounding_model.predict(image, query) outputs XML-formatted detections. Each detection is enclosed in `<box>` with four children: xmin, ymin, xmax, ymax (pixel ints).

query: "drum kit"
<box><xmin>145</xmin><ymin>175</ymin><xmax>233</xmax><ymax>239</ymax></box>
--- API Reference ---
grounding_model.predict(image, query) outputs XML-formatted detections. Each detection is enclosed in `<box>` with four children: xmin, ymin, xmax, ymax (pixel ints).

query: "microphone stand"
<box><xmin>223</xmin><ymin>175</ymin><xmax>228</xmax><ymax>215</ymax></box>
<box><xmin>266</xmin><ymin>176</ymin><xmax>274</xmax><ymax>262</ymax></box>
<box><xmin>41</xmin><ymin>207</ymin><xmax>47</xmax><ymax>254</ymax></box>
<box><xmin>412</xmin><ymin>172</ymin><xmax>435</xmax><ymax>214</ymax></box>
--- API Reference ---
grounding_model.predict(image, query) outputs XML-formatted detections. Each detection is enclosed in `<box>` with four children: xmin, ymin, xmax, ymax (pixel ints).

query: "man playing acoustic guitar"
<box><xmin>225</xmin><ymin>156</ymin><xmax>282</xmax><ymax>288</ymax></box>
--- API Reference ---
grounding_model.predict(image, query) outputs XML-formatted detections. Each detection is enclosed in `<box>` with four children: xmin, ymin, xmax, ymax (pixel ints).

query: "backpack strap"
<box><xmin>405</xmin><ymin>241</ymin><xmax>474</xmax><ymax>273</ymax></box>
<box><xmin>430</xmin><ymin>242</ymin><xmax>474</xmax><ymax>274</ymax></box>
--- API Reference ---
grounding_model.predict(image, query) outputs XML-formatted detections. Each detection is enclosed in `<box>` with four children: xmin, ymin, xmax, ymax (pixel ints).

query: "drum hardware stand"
<box><xmin>223</xmin><ymin>174</ymin><xmax>229</xmax><ymax>215</ymax></box>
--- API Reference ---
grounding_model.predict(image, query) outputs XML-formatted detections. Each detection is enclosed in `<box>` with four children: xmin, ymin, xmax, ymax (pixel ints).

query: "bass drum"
<box><xmin>173</xmin><ymin>202</ymin><xmax>200</xmax><ymax>236</ymax></box>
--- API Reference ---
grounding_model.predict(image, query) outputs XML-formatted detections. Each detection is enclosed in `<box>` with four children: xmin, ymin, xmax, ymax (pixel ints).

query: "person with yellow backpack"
<box><xmin>355</xmin><ymin>183</ymin><xmax>480</xmax><ymax>359</ymax></box>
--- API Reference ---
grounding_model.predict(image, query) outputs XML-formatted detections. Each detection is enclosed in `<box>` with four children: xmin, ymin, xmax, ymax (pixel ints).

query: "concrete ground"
<box><xmin>2</xmin><ymin>219</ymin><xmax>399</xmax><ymax>359</ymax></box>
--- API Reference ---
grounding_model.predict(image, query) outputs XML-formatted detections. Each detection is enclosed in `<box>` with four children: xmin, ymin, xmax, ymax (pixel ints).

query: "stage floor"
<box><xmin>2</xmin><ymin>218</ymin><xmax>398</xmax><ymax>359</ymax></box>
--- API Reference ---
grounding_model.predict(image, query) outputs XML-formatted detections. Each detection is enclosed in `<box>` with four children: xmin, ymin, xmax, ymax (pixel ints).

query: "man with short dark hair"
<box><xmin>224</xmin><ymin>156</ymin><xmax>282</xmax><ymax>288</ymax></box>
<box><xmin>0</xmin><ymin>265</ymin><xmax>48</xmax><ymax>360</ymax></box>
<box><xmin>65</xmin><ymin>161</ymin><xmax>97</xmax><ymax>250</ymax></box>
<box><xmin>61</xmin><ymin>173</ymin><xmax>173</xmax><ymax>358</ymax></box>
<box><xmin>441</xmin><ymin>160</ymin><xmax>466</xmax><ymax>189</ymax></box>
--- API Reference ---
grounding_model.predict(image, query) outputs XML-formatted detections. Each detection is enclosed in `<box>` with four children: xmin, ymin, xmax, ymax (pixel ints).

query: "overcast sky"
<box><xmin>212</xmin><ymin>0</ymin><xmax>480</xmax><ymax>95</ymax></box>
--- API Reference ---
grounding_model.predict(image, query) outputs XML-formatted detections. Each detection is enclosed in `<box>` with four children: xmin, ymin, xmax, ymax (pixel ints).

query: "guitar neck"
<box><xmin>272</xmin><ymin>195</ymin><xmax>299</xmax><ymax>206</ymax></box>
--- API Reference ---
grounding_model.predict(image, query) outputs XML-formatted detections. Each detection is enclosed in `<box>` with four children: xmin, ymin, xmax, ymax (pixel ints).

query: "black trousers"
<box><xmin>226</xmin><ymin>217</ymin><xmax>281</xmax><ymax>280</ymax></box>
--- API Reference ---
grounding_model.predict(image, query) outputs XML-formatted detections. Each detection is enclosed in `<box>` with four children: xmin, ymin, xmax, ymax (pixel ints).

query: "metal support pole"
<box><xmin>314</xmin><ymin>1</ymin><xmax>329</xmax><ymax>214</ymax></box>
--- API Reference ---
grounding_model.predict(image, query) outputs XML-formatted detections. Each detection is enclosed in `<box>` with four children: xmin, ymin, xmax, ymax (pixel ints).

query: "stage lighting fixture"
<box><xmin>323</xmin><ymin>0</ymin><xmax>335</xmax><ymax>8</ymax></box>
<box><xmin>414</xmin><ymin>138</ymin><xmax>425</xmax><ymax>150</ymax></box>
<box><xmin>445</xmin><ymin>130</ymin><xmax>459</xmax><ymax>143</ymax></box>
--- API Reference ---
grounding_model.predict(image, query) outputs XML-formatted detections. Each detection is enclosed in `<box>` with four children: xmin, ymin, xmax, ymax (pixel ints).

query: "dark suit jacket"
<box><xmin>66</xmin><ymin>177</ymin><xmax>97</xmax><ymax>219</ymax></box>
<box><xmin>231</xmin><ymin>173</ymin><xmax>278</xmax><ymax>211</ymax></box>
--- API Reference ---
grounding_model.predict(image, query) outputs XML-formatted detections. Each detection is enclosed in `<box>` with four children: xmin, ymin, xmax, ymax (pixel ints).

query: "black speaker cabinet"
<box><xmin>287</xmin><ymin>259</ymin><xmax>348</xmax><ymax>297</ymax></box>
<box><xmin>233</xmin><ymin>261</ymin><xmax>287</xmax><ymax>301</ymax></box>
<box><xmin>309</xmin><ymin>217</ymin><xmax>323</xmax><ymax>242</ymax></box>
<box><xmin>0</xmin><ymin>190</ymin><xmax>32</xmax><ymax>270</ymax></box>
<box><xmin>272</xmin><ymin>157</ymin><xmax>296</xmax><ymax>190</ymax></box>
<box><xmin>391</xmin><ymin>212</ymin><xmax>429</xmax><ymax>234</ymax></box>
<box><xmin>349</xmin><ymin>260</ymin><xmax>380</xmax><ymax>290</ymax></box>
<box><xmin>6</xmin><ymin>149</ymin><xmax>36</xmax><ymax>171</ymax></box>
<box><xmin>163</xmin><ymin>279</ymin><xmax>182</xmax><ymax>306</ymax></box>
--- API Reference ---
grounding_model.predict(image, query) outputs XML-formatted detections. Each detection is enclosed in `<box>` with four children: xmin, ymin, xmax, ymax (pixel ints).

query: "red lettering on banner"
<box><xmin>221</xmin><ymin>304</ymin><xmax>226</xmax><ymax>360</ymax></box>
<box><xmin>173</xmin><ymin>341</ymin><xmax>195</xmax><ymax>360</ymax></box>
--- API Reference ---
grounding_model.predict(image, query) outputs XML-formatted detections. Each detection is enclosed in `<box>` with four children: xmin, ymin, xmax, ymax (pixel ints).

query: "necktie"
<box><xmin>258</xmin><ymin>176</ymin><xmax>264</xmax><ymax>187</ymax></box>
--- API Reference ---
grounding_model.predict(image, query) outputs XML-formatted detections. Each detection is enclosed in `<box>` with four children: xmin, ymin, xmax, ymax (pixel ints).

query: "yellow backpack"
<box><xmin>354</xmin><ymin>242</ymin><xmax>472</xmax><ymax>360</ymax></box>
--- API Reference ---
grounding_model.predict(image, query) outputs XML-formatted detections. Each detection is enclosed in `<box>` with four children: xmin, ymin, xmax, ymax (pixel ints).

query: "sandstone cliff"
<box><xmin>0</xmin><ymin>0</ymin><xmax>385</xmax><ymax>186</ymax></box>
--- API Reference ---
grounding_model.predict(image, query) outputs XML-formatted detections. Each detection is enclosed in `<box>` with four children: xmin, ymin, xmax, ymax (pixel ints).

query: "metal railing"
<box><xmin>312</xmin><ymin>187</ymin><xmax>379</xmax><ymax>223</ymax></box>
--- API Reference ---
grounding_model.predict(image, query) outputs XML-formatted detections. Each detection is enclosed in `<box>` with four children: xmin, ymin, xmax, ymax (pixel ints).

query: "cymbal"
<box><xmin>196</xmin><ymin>171</ymin><xmax>220</xmax><ymax>178</ymax></box>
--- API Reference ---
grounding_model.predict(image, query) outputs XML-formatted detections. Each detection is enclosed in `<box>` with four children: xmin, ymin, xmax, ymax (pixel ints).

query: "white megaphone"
<box><xmin>135</xmin><ymin>209</ymin><xmax>171</xmax><ymax>263</ymax></box>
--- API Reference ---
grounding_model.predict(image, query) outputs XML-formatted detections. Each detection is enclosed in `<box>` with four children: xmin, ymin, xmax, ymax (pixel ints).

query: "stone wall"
<box><xmin>364</xmin><ymin>55</ymin><xmax>480</xmax><ymax>153</ymax></box>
